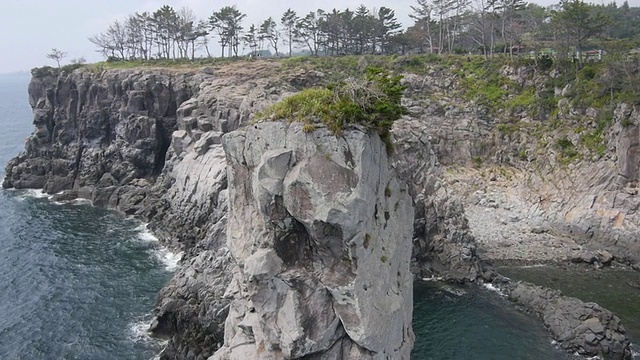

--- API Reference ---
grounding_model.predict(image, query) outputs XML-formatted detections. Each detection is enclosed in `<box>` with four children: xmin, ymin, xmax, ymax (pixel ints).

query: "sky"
<box><xmin>1</xmin><ymin>0</ymin><xmax>639</xmax><ymax>74</ymax></box>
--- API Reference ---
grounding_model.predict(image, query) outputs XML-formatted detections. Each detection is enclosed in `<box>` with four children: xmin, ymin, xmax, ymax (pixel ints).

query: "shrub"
<box><xmin>538</xmin><ymin>55</ymin><xmax>553</xmax><ymax>71</ymax></box>
<box><xmin>578</xmin><ymin>66</ymin><xmax>597</xmax><ymax>81</ymax></box>
<box><xmin>60</xmin><ymin>63</ymin><xmax>85</xmax><ymax>74</ymax></box>
<box><xmin>556</xmin><ymin>136</ymin><xmax>580</xmax><ymax>163</ymax></box>
<box><xmin>507</xmin><ymin>88</ymin><xmax>536</xmax><ymax>111</ymax></box>
<box><xmin>259</xmin><ymin>67</ymin><xmax>407</xmax><ymax>139</ymax></box>
<box><xmin>622</xmin><ymin>117</ymin><xmax>635</xmax><ymax>128</ymax></box>
<box><xmin>31</xmin><ymin>66</ymin><xmax>57</xmax><ymax>78</ymax></box>
<box><xmin>556</xmin><ymin>137</ymin><xmax>574</xmax><ymax>151</ymax></box>
<box><xmin>260</xmin><ymin>88</ymin><xmax>334</xmax><ymax>123</ymax></box>
<box><xmin>472</xmin><ymin>156</ymin><xmax>483</xmax><ymax>168</ymax></box>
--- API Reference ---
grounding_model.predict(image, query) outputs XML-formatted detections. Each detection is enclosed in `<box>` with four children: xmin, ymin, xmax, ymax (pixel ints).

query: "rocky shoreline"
<box><xmin>3</xmin><ymin>61</ymin><xmax>637</xmax><ymax>359</ymax></box>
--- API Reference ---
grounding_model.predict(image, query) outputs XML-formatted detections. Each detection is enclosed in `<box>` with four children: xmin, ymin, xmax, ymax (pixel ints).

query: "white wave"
<box><xmin>129</xmin><ymin>318</ymin><xmax>168</xmax><ymax>360</ymax></box>
<box><xmin>442</xmin><ymin>285</ymin><xmax>466</xmax><ymax>296</ymax></box>
<box><xmin>129</xmin><ymin>318</ymin><xmax>168</xmax><ymax>348</ymax></box>
<box><xmin>570</xmin><ymin>350</ymin><xmax>601</xmax><ymax>360</ymax></box>
<box><xmin>23</xmin><ymin>189</ymin><xmax>52</xmax><ymax>199</ymax></box>
<box><xmin>129</xmin><ymin>318</ymin><xmax>154</xmax><ymax>343</ymax></box>
<box><xmin>137</xmin><ymin>225</ymin><xmax>159</xmax><ymax>243</ymax></box>
<box><xmin>481</xmin><ymin>282</ymin><xmax>507</xmax><ymax>297</ymax></box>
<box><xmin>153</xmin><ymin>248</ymin><xmax>183</xmax><ymax>272</ymax></box>
<box><xmin>631</xmin><ymin>343</ymin><xmax>640</xmax><ymax>359</ymax></box>
<box><xmin>519</xmin><ymin>264</ymin><xmax>549</xmax><ymax>269</ymax></box>
<box><xmin>72</xmin><ymin>198</ymin><xmax>93</xmax><ymax>206</ymax></box>
<box><xmin>134</xmin><ymin>223</ymin><xmax>182</xmax><ymax>271</ymax></box>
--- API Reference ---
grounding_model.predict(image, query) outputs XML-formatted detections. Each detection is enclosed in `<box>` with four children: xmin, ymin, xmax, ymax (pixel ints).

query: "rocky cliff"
<box><xmin>213</xmin><ymin>121</ymin><xmax>414</xmax><ymax>359</ymax></box>
<box><xmin>3</xmin><ymin>62</ymin><xmax>294</xmax><ymax>359</ymax></box>
<box><xmin>3</xmin><ymin>58</ymin><xmax>636</xmax><ymax>359</ymax></box>
<box><xmin>400</xmin><ymin>67</ymin><xmax>640</xmax><ymax>269</ymax></box>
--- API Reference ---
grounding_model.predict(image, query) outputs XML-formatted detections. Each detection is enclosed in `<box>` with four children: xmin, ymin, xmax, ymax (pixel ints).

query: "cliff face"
<box><xmin>4</xmin><ymin>63</ymin><xmax>438</xmax><ymax>359</ymax></box>
<box><xmin>5</xmin><ymin>59</ymin><xmax>635</xmax><ymax>359</ymax></box>
<box><xmin>214</xmin><ymin>122</ymin><xmax>414</xmax><ymax>359</ymax></box>
<box><xmin>3</xmin><ymin>62</ymin><xmax>296</xmax><ymax>359</ymax></box>
<box><xmin>4</xmin><ymin>68</ymin><xmax>185</xmax><ymax>194</ymax></box>
<box><xmin>400</xmin><ymin>70</ymin><xmax>640</xmax><ymax>268</ymax></box>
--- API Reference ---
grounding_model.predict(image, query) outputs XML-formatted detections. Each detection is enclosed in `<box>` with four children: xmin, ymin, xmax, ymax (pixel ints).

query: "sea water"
<box><xmin>411</xmin><ymin>281</ymin><xmax>574</xmax><ymax>359</ymax></box>
<box><xmin>0</xmin><ymin>73</ymin><xmax>175</xmax><ymax>359</ymax></box>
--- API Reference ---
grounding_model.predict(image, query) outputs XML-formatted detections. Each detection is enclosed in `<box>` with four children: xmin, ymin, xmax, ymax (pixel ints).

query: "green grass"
<box><xmin>258</xmin><ymin>67</ymin><xmax>406</xmax><ymax>141</ymax></box>
<box><xmin>506</xmin><ymin>88</ymin><xmax>536</xmax><ymax>112</ymax></box>
<box><xmin>29</xmin><ymin>53</ymin><xmax>640</xmax><ymax>169</ymax></box>
<box><xmin>31</xmin><ymin>57</ymin><xmax>242</xmax><ymax>78</ymax></box>
<box><xmin>260</xmin><ymin>87</ymin><xmax>335</xmax><ymax>123</ymax></box>
<box><xmin>556</xmin><ymin>137</ymin><xmax>581</xmax><ymax>164</ymax></box>
<box><xmin>95</xmin><ymin>57</ymin><xmax>241</xmax><ymax>69</ymax></box>
<box><xmin>452</xmin><ymin>57</ymin><xmax>513</xmax><ymax>112</ymax></box>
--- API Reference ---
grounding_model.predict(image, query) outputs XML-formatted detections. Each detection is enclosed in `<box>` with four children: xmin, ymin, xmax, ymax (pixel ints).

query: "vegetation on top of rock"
<box><xmin>86</xmin><ymin>1</ymin><xmax>640</xmax><ymax>64</ymax></box>
<box><xmin>31</xmin><ymin>63</ymin><xmax>87</xmax><ymax>79</ymax></box>
<box><xmin>45</xmin><ymin>48</ymin><xmax>67</xmax><ymax>68</ymax></box>
<box><xmin>258</xmin><ymin>67</ymin><xmax>406</xmax><ymax>143</ymax></box>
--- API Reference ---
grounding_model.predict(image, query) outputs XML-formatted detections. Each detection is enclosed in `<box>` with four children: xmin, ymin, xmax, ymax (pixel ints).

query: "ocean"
<box><xmin>0</xmin><ymin>73</ymin><xmax>173</xmax><ymax>359</ymax></box>
<box><xmin>0</xmin><ymin>72</ymin><xmax>589</xmax><ymax>360</ymax></box>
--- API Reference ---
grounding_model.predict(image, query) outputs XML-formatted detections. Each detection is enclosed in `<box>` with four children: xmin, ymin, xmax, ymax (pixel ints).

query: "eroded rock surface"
<box><xmin>505</xmin><ymin>281</ymin><xmax>632</xmax><ymax>360</ymax></box>
<box><xmin>401</xmin><ymin>71</ymin><xmax>640</xmax><ymax>269</ymax></box>
<box><xmin>2</xmin><ymin>62</ymin><xmax>294</xmax><ymax>360</ymax></box>
<box><xmin>391</xmin><ymin>119</ymin><xmax>488</xmax><ymax>282</ymax></box>
<box><xmin>212</xmin><ymin>122</ymin><xmax>415</xmax><ymax>359</ymax></box>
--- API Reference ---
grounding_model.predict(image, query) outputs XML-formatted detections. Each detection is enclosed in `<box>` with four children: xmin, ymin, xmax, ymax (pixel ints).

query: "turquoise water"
<box><xmin>412</xmin><ymin>281</ymin><xmax>573</xmax><ymax>359</ymax></box>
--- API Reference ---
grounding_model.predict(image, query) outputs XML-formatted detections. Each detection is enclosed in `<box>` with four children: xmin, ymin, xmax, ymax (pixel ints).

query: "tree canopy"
<box><xmin>87</xmin><ymin>1</ymin><xmax>640</xmax><ymax>62</ymax></box>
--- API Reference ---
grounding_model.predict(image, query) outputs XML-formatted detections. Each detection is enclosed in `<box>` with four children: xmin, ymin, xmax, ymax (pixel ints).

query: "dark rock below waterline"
<box><xmin>500</xmin><ymin>279</ymin><xmax>632</xmax><ymax>360</ymax></box>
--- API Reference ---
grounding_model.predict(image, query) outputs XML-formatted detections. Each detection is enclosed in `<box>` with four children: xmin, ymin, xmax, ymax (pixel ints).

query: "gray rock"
<box><xmin>11</xmin><ymin>62</ymin><xmax>635</xmax><ymax>360</ymax></box>
<box><xmin>597</xmin><ymin>250</ymin><xmax>615</xmax><ymax>265</ymax></box>
<box><xmin>391</xmin><ymin>119</ymin><xmax>487</xmax><ymax>282</ymax></box>
<box><xmin>530</xmin><ymin>226</ymin><xmax>548</xmax><ymax>234</ymax></box>
<box><xmin>213</xmin><ymin>122</ymin><xmax>415</xmax><ymax>359</ymax></box>
<box><xmin>507</xmin><ymin>282</ymin><xmax>632</xmax><ymax>360</ymax></box>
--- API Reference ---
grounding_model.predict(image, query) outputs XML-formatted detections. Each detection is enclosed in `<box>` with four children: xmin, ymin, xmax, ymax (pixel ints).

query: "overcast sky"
<box><xmin>1</xmin><ymin>0</ymin><xmax>638</xmax><ymax>74</ymax></box>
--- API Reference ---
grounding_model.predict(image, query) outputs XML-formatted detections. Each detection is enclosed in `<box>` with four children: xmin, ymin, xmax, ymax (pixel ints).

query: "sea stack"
<box><xmin>212</xmin><ymin>121</ymin><xmax>415</xmax><ymax>359</ymax></box>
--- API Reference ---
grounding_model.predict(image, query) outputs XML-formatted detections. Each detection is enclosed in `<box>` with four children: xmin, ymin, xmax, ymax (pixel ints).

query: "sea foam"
<box><xmin>135</xmin><ymin>223</ymin><xmax>183</xmax><ymax>272</ymax></box>
<box><xmin>481</xmin><ymin>282</ymin><xmax>507</xmax><ymax>297</ymax></box>
<box><xmin>128</xmin><ymin>316</ymin><xmax>168</xmax><ymax>356</ymax></box>
<box><xmin>631</xmin><ymin>343</ymin><xmax>640</xmax><ymax>360</ymax></box>
<box><xmin>153</xmin><ymin>248</ymin><xmax>183</xmax><ymax>272</ymax></box>
<box><xmin>22</xmin><ymin>189</ymin><xmax>52</xmax><ymax>199</ymax></box>
<box><xmin>135</xmin><ymin>224</ymin><xmax>159</xmax><ymax>243</ymax></box>
<box><xmin>18</xmin><ymin>189</ymin><xmax>93</xmax><ymax>206</ymax></box>
<box><xmin>129</xmin><ymin>318</ymin><xmax>154</xmax><ymax>343</ymax></box>
<box><xmin>71</xmin><ymin>198</ymin><xmax>93</xmax><ymax>206</ymax></box>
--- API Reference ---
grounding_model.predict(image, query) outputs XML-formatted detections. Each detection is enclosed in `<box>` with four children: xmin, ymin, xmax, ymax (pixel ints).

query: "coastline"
<box><xmin>2</xmin><ymin>61</ymin><xmax>637</xmax><ymax>359</ymax></box>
